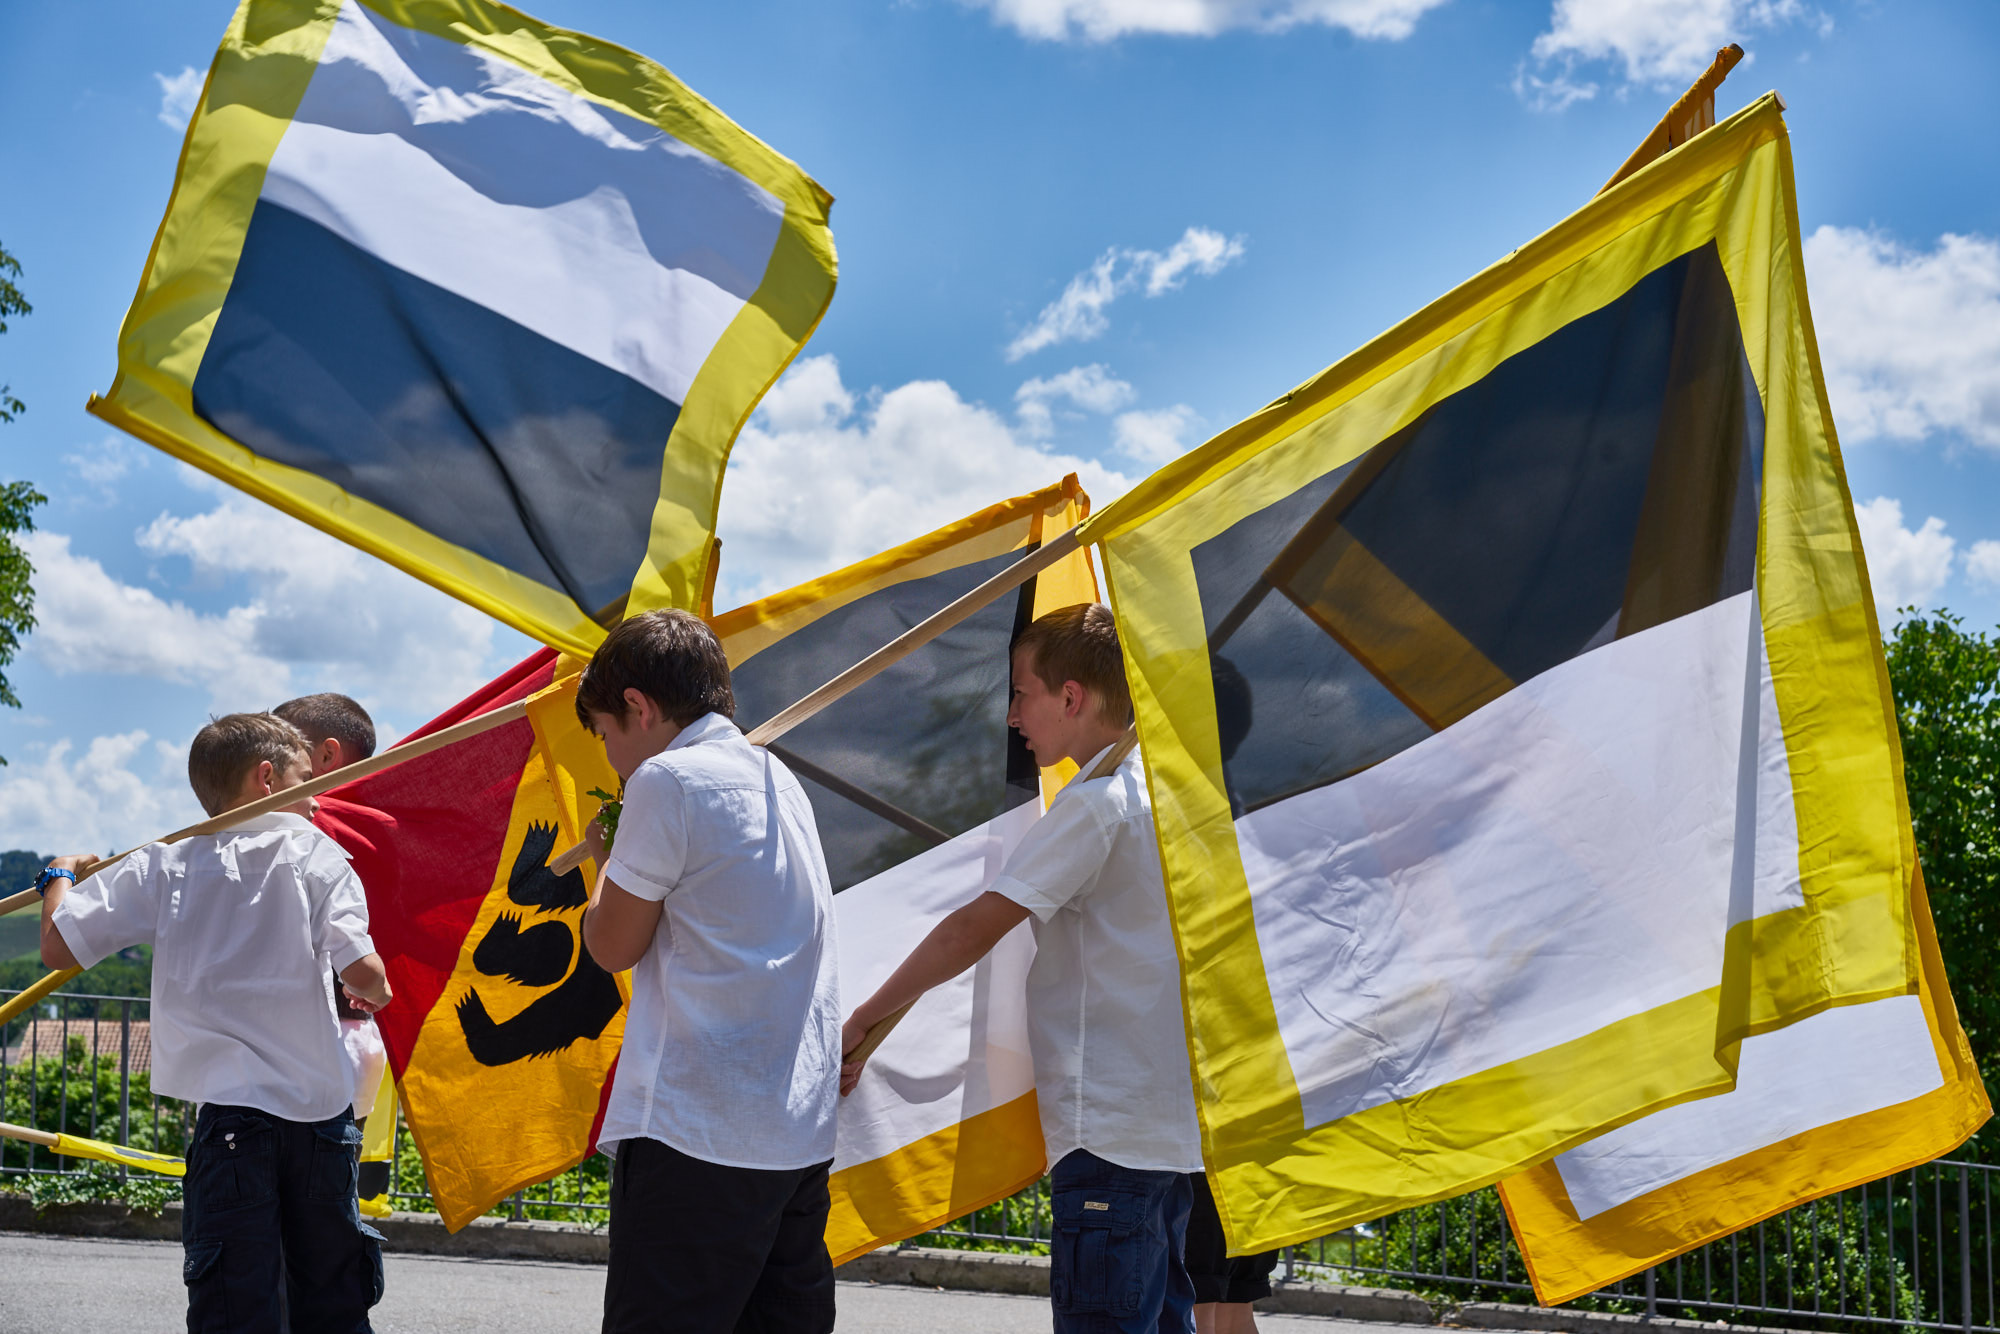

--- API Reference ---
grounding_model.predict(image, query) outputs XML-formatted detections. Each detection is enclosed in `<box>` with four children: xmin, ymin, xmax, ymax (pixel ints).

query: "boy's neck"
<box><xmin>1063</xmin><ymin>722</ymin><xmax>1130</xmax><ymax>772</ymax></box>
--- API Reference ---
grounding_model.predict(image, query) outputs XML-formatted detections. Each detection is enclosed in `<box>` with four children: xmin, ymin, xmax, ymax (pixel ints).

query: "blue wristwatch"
<box><xmin>33</xmin><ymin>866</ymin><xmax>74</xmax><ymax>897</ymax></box>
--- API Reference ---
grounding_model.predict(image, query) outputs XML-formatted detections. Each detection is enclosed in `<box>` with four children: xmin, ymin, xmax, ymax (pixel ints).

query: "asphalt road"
<box><xmin>0</xmin><ymin>1232</ymin><xmax>1400</xmax><ymax>1333</ymax></box>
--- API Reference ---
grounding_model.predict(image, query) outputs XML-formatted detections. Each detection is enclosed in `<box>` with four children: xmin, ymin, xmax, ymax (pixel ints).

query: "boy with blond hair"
<box><xmin>842</xmin><ymin>602</ymin><xmax>1203</xmax><ymax>1334</ymax></box>
<box><xmin>36</xmin><ymin>711</ymin><xmax>393</xmax><ymax>1333</ymax></box>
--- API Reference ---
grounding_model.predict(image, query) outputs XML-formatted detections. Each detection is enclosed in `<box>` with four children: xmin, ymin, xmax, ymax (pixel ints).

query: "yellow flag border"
<box><xmin>88</xmin><ymin>0</ymin><xmax>837</xmax><ymax>655</ymax></box>
<box><xmin>1086</xmin><ymin>94</ymin><xmax>1916</xmax><ymax>1249</ymax></box>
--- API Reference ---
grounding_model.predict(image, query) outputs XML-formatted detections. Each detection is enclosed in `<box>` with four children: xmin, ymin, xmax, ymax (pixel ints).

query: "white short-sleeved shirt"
<box><xmin>989</xmin><ymin>744</ymin><xmax>1203</xmax><ymax>1173</ymax></box>
<box><xmin>51</xmin><ymin>812</ymin><xmax>375</xmax><ymax>1123</ymax></box>
<box><xmin>600</xmin><ymin>712</ymin><xmax>842</xmax><ymax>1170</ymax></box>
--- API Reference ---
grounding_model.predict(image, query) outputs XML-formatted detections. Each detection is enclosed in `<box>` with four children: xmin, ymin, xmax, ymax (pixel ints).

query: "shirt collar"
<box><xmin>667</xmin><ymin>711</ymin><xmax>740</xmax><ymax>752</ymax></box>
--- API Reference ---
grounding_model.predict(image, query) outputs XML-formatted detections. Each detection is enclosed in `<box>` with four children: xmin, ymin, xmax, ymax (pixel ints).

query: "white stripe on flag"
<box><xmin>1554</xmin><ymin>994</ymin><xmax>1942</xmax><ymax>1219</ymax></box>
<box><xmin>1237</xmin><ymin>590</ymin><xmax>1803</xmax><ymax>1130</ymax></box>
<box><xmin>833</xmin><ymin>803</ymin><xmax>1040</xmax><ymax>1170</ymax></box>
<box><xmin>261</xmin><ymin>0</ymin><xmax>785</xmax><ymax>407</ymax></box>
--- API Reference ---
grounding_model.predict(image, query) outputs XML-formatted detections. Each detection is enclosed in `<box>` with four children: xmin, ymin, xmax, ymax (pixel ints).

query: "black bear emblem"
<box><xmin>456</xmin><ymin>821</ymin><xmax>624</xmax><ymax>1066</ymax></box>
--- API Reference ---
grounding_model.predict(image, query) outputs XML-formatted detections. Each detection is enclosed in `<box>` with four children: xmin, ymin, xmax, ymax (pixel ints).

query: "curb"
<box><xmin>0</xmin><ymin>1196</ymin><xmax>610</xmax><ymax>1263</ymax></box>
<box><xmin>1453</xmin><ymin>1302</ymin><xmax>1794</xmax><ymax>1334</ymax></box>
<box><xmin>835</xmin><ymin>1244</ymin><xmax>1436</xmax><ymax>1322</ymax></box>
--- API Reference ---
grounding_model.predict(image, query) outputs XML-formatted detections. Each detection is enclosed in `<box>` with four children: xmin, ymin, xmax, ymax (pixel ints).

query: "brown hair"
<box><xmin>187</xmin><ymin>713</ymin><xmax>310</xmax><ymax>817</ymax></box>
<box><xmin>273</xmin><ymin>692</ymin><xmax>377</xmax><ymax>761</ymax></box>
<box><xmin>575</xmin><ymin>609</ymin><xmax>735</xmax><ymax>729</ymax></box>
<box><xmin>1012</xmin><ymin>602</ymin><xmax>1132</xmax><ymax>726</ymax></box>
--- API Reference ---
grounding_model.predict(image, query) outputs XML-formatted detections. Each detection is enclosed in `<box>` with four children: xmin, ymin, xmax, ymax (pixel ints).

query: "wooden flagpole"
<box><xmin>0</xmin><ymin>695</ymin><xmax>533</xmax><ymax>932</ymax></box>
<box><xmin>1599</xmin><ymin>44</ymin><xmax>1746</xmax><ymax>195</ymax></box>
<box><xmin>545</xmin><ymin>529</ymin><xmax>1088</xmax><ymax>877</ymax></box>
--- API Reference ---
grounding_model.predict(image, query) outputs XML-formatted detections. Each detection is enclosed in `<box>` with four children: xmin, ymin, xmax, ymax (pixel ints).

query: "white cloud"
<box><xmin>1806</xmin><ymin>227</ymin><xmax>2000</xmax><ymax>451</ymax></box>
<box><xmin>24</xmin><ymin>498</ymin><xmax>520</xmax><ymax>723</ymax></box>
<box><xmin>1016</xmin><ymin>364</ymin><xmax>1137</xmax><ymax>435</ymax></box>
<box><xmin>714</xmin><ymin>355</ymin><xmax>1131</xmax><ymax>607</ymax></box>
<box><xmin>1007</xmin><ymin>226</ymin><xmax>1246</xmax><ymax>361</ymax></box>
<box><xmin>0</xmin><ymin>731</ymin><xmax>206</xmax><ymax>857</ymax></box>
<box><xmin>1522</xmin><ymin>0</ymin><xmax>1813</xmax><ymax>105</ymax></box>
<box><xmin>64</xmin><ymin>436</ymin><xmax>148</xmax><ymax>490</ymax></box>
<box><xmin>1852</xmin><ymin>496</ymin><xmax>1955</xmax><ymax>623</ymax></box>
<box><xmin>1113</xmin><ymin>405</ymin><xmax>1206</xmax><ymax>465</ymax></box>
<box><xmin>1965</xmin><ymin>540</ymin><xmax>2000</xmax><ymax>588</ymax></box>
<box><xmin>154</xmin><ymin>66</ymin><xmax>202</xmax><ymax>131</ymax></box>
<box><xmin>22</xmin><ymin>531</ymin><xmax>277</xmax><ymax>701</ymax></box>
<box><xmin>969</xmin><ymin>0</ymin><xmax>1449</xmax><ymax>42</ymax></box>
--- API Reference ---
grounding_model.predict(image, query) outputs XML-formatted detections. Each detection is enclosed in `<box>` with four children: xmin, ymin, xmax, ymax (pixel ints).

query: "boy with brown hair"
<box><xmin>274</xmin><ymin>691</ymin><xmax>377</xmax><ymax>771</ymax></box>
<box><xmin>275</xmin><ymin>691</ymin><xmax>389</xmax><ymax>1119</ymax></box>
<box><xmin>35</xmin><ymin>712</ymin><xmax>393</xmax><ymax>1334</ymax></box>
<box><xmin>575</xmin><ymin>608</ymin><xmax>842</xmax><ymax>1334</ymax></box>
<box><xmin>842</xmin><ymin>602</ymin><xmax>1203</xmax><ymax>1334</ymax></box>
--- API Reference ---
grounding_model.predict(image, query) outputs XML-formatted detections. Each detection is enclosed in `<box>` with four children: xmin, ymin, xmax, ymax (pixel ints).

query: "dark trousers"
<box><xmin>181</xmin><ymin>1103</ymin><xmax>383</xmax><ymax>1334</ymax></box>
<box><xmin>1183</xmin><ymin>1173</ymin><xmax>1279</xmax><ymax>1305</ymax></box>
<box><xmin>1049</xmin><ymin>1149</ymin><xmax>1196</xmax><ymax>1334</ymax></box>
<box><xmin>602</xmin><ymin>1136</ymin><xmax>835</xmax><ymax>1334</ymax></box>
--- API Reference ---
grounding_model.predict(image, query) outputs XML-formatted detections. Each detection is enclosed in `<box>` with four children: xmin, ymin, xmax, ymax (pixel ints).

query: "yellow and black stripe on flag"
<box><xmin>88</xmin><ymin>0</ymin><xmax>836</xmax><ymax>653</ymax></box>
<box><xmin>1073</xmin><ymin>94</ymin><xmax>1979</xmax><ymax>1252</ymax></box>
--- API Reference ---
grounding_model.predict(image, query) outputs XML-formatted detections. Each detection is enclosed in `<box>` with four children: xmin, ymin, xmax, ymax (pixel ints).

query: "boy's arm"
<box><xmin>37</xmin><ymin>855</ymin><xmax>93</xmax><ymax>969</ymax></box>
<box><xmin>582</xmin><ymin>877</ymin><xmax>665</xmax><ymax>973</ymax></box>
<box><xmin>839</xmin><ymin>891</ymin><xmax>1030</xmax><ymax>1095</ymax></box>
<box><xmin>580</xmin><ymin>764</ymin><xmax>683</xmax><ymax>974</ymax></box>
<box><xmin>339</xmin><ymin>952</ymin><xmax>393</xmax><ymax>1013</ymax></box>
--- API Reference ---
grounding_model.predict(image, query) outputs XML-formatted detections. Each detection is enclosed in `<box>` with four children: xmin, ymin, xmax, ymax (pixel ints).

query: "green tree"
<box><xmin>1884</xmin><ymin>609</ymin><xmax>2000</xmax><ymax>1154</ymax></box>
<box><xmin>0</xmin><ymin>241</ymin><xmax>42</xmax><ymax>762</ymax></box>
<box><xmin>0</xmin><ymin>241</ymin><xmax>26</xmax><ymax>423</ymax></box>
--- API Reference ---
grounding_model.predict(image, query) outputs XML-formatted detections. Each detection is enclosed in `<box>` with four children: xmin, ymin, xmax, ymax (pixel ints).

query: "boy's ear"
<box><xmin>621</xmin><ymin>687</ymin><xmax>657</xmax><ymax>729</ymax></box>
<box><xmin>1063</xmin><ymin>680</ymin><xmax>1087</xmax><ymax>721</ymax></box>
<box><xmin>254</xmin><ymin>759</ymin><xmax>277</xmax><ymax>795</ymax></box>
<box><xmin>316</xmin><ymin>738</ymin><xmax>342</xmax><ymax>771</ymax></box>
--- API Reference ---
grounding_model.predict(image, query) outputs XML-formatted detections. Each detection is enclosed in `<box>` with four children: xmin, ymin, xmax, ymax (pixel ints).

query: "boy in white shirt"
<box><xmin>273</xmin><ymin>693</ymin><xmax>389</xmax><ymax>1121</ymax></box>
<box><xmin>841</xmin><ymin>602</ymin><xmax>1203</xmax><ymax>1334</ymax></box>
<box><xmin>576</xmin><ymin>609</ymin><xmax>842</xmax><ymax>1334</ymax></box>
<box><xmin>36</xmin><ymin>711</ymin><xmax>393</xmax><ymax>1334</ymax></box>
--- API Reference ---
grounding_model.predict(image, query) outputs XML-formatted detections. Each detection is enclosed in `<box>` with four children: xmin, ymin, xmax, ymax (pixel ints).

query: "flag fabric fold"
<box><xmin>1498</xmin><ymin>862</ymin><xmax>1989</xmax><ymax>1305</ymax></box>
<box><xmin>88</xmin><ymin>0</ymin><xmax>836</xmax><ymax>654</ymax></box>
<box><xmin>318</xmin><ymin>650</ymin><xmax>625</xmax><ymax>1230</ymax></box>
<box><xmin>1071</xmin><ymin>93</ymin><xmax>1950</xmax><ymax>1252</ymax></box>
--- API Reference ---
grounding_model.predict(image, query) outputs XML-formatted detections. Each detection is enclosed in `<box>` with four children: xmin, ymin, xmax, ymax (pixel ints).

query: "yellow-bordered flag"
<box><xmin>89</xmin><ymin>0</ymin><xmax>836</xmax><ymax>653</ymax></box>
<box><xmin>1074</xmin><ymin>94</ymin><xmax>1961</xmax><ymax>1250</ymax></box>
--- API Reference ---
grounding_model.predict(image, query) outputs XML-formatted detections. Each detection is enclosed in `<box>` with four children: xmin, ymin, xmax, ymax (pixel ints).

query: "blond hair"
<box><xmin>188</xmin><ymin>713</ymin><xmax>309</xmax><ymax>816</ymax></box>
<box><xmin>1012</xmin><ymin>603</ymin><xmax>1132</xmax><ymax>726</ymax></box>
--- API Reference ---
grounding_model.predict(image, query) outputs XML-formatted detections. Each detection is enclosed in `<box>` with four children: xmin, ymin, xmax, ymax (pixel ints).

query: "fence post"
<box><xmin>118</xmin><ymin>1002</ymin><xmax>132</xmax><ymax>1183</ymax></box>
<box><xmin>511</xmin><ymin>1190</ymin><xmax>525</xmax><ymax>1223</ymax></box>
<box><xmin>1963</xmin><ymin>1166</ymin><xmax>1975</xmax><ymax>1334</ymax></box>
<box><xmin>1645</xmin><ymin>1265</ymin><xmax>1658</xmax><ymax>1319</ymax></box>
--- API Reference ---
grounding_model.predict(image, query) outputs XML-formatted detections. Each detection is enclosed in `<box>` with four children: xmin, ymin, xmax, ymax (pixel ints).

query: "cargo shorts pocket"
<box><xmin>193</xmin><ymin>1114</ymin><xmax>276</xmax><ymax>1212</ymax></box>
<box><xmin>309</xmin><ymin>1117</ymin><xmax>364</xmax><ymax>1203</ymax></box>
<box><xmin>1049</xmin><ymin>1184</ymin><xmax>1148</xmax><ymax>1316</ymax></box>
<box><xmin>183</xmin><ymin>1240</ymin><xmax>238</xmax><ymax>1333</ymax></box>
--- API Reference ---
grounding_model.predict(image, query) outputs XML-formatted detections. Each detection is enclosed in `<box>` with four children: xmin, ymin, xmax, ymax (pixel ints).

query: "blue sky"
<box><xmin>0</xmin><ymin>0</ymin><xmax>1995</xmax><ymax>853</ymax></box>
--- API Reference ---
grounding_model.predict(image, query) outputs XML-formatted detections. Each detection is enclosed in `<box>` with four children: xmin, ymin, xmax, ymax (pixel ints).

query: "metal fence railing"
<box><xmin>6</xmin><ymin>987</ymin><xmax>1991</xmax><ymax>1331</ymax></box>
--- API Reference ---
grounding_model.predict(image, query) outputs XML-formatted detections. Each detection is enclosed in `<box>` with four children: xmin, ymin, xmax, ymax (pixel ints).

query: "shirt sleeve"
<box><xmin>310</xmin><ymin>843</ymin><xmax>377</xmax><ymax>972</ymax></box>
<box><xmin>988</xmin><ymin>787</ymin><xmax>1117</xmax><ymax>922</ymax></box>
<box><xmin>604</xmin><ymin>760</ymin><xmax>689</xmax><ymax>903</ymax></box>
<box><xmin>49</xmin><ymin>849</ymin><xmax>163</xmax><ymax>970</ymax></box>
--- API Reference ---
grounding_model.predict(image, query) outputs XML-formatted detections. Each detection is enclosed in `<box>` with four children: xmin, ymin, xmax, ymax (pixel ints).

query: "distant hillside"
<box><xmin>0</xmin><ymin>850</ymin><xmax>45</xmax><ymax>962</ymax></box>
